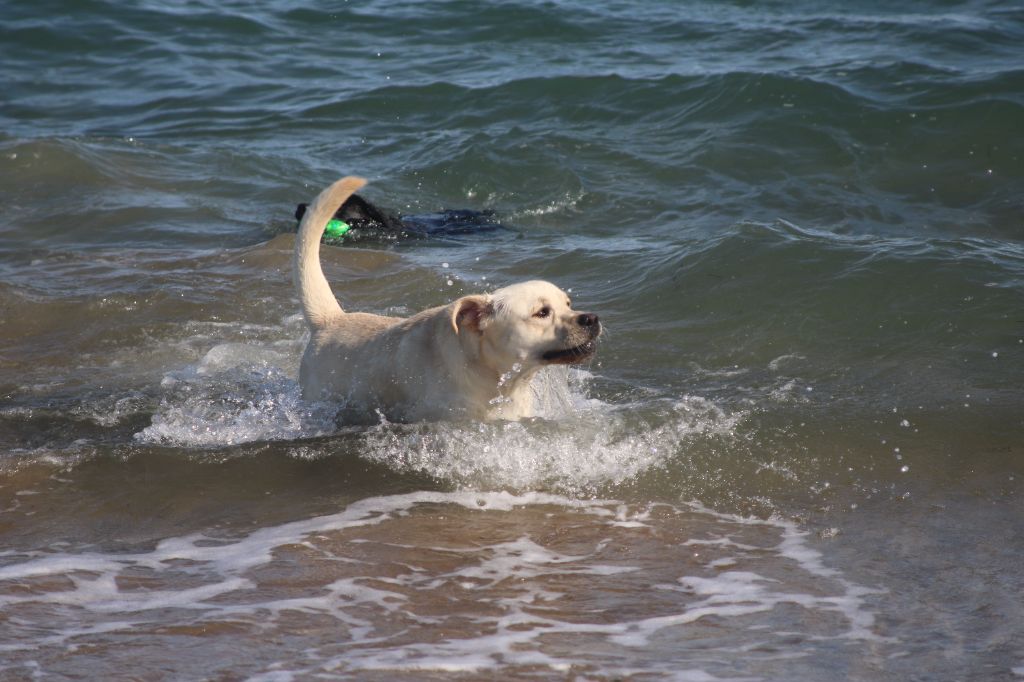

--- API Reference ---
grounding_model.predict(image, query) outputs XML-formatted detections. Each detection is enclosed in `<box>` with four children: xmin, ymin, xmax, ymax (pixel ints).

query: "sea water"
<box><xmin>1</xmin><ymin>1</ymin><xmax>1022</xmax><ymax>679</ymax></box>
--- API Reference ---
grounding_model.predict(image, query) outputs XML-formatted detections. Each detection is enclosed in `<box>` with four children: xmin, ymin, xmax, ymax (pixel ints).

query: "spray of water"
<box><xmin>135</xmin><ymin>343</ymin><xmax>739</xmax><ymax>493</ymax></box>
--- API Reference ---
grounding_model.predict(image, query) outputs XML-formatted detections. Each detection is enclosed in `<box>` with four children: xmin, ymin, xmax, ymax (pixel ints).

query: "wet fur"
<box><xmin>293</xmin><ymin>176</ymin><xmax>601</xmax><ymax>422</ymax></box>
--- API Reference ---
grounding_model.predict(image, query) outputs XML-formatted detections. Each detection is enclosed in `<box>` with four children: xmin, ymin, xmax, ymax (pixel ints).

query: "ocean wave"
<box><xmin>0</xmin><ymin>490</ymin><xmax>881</xmax><ymax>677</ymax></box>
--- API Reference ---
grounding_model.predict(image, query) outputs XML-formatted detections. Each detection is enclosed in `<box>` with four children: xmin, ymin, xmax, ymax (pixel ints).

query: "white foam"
<box><xmin>514</xmin><ymin>189</ymin><xmax>584</xmax><ymax>217</ymax></box>
<box><xmin>0</xmin><ymin>491</ymin><xmax>881</xmax><ymax>678</ymax></box>
<box><xmin>129</xmin><ymin>331</ymin><xmax>741</xmax><ymax>498</ymax></box>
<box><xmin>361</xmin><ymin>394</ymin><xmax>738</xmax><ymax>493</ymax></box>
<box><xmin>246</xmin><ymin>673</ymin><xmax>296</xmax><ymax>682</ymax></box>
<box><xmin>134</xmin><ymin>343</ymin><xmax>336</xmax><ymax>447</ymax></box>
<box><xmin>134</xmin><ymin>336</ymin><xmax>740</xmax><ymax>491</ymax></box>
<box><xmin>767</xmin><ymin>353</ymin><xmax>806</xmax><ymax>371</ymax></box>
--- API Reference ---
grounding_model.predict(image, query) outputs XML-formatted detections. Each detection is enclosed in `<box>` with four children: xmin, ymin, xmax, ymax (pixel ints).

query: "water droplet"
<box><xmin>900</xmin><ymin>465</ymin><xmax>910</xmax><ymax>473</ymax></box>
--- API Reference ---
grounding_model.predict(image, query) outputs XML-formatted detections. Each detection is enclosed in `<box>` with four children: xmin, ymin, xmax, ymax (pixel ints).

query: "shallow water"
<box><xmin>2</xmin><ymin>1</ymin><xmax>1023</xmax><ymax>680</ymax></box>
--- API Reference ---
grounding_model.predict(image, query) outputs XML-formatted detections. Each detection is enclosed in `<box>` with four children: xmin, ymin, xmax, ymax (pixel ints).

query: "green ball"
<box><xmin>324</xmin><ymin>219</ymin><xmax>351</xmax><ymax>238</ymax></box>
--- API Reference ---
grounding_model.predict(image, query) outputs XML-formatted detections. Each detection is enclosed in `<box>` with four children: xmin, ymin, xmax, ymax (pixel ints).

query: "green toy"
<box><xmin>324</xmin><ymin>219</ymin><xmax>351</xmax><ymax>239</ymax></box>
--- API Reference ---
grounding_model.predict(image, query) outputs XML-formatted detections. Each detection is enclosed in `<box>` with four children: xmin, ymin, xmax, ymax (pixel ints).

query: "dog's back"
<box><xmin>299</xmin><ymin>305</ymin><xmax>479</xmax><ymax>422</ymax></box>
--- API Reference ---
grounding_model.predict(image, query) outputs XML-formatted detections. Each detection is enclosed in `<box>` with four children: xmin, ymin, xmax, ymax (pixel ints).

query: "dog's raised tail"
<box><xmin>293</xmin><ymin>175</ymin><xmax>367</xmax><ymax>329</ymax></box>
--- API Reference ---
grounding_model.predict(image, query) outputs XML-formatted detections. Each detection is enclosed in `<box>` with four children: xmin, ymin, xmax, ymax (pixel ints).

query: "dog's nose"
<box><xmin>577</xmin><ymin>313</ymin><xmax>599</xmax><ymax>328</ymax></box>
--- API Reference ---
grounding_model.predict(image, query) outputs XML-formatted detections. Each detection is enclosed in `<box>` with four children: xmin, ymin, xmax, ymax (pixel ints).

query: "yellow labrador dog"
<box><xmin>293</xmin><ymin>176</ymin><xmax>601</xmax><ymax>422</ymax></box>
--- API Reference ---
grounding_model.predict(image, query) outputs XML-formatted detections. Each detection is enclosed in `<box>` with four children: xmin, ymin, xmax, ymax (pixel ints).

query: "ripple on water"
<box><xmin>0</xmin><ymin>491</ymin><xmax>882</xmax><ymax>679</ymax></box>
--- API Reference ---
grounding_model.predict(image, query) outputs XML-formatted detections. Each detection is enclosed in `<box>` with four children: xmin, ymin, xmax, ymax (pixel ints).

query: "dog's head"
<box><xmin>450</xmin><ymin>280</ymin><xmax>601</xmax><ymax>372</ymax></box>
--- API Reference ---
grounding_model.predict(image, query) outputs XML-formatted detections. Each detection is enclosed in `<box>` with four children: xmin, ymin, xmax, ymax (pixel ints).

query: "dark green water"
<box><xmin>1</xmin><ymin>1</ymin><xmax>1023</xmax><ymax>680</ymax></box>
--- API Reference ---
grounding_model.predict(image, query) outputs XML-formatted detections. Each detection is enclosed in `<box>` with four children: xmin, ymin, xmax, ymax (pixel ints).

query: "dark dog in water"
<box><xmin>294</xmin><ymin>192</ymin><xmax>508</xmax><ymax>243</ymax></box>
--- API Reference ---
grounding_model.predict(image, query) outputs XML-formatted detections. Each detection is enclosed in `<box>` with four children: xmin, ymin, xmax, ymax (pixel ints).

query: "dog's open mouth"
<box><xmin>542</xmin><ymin>340</ymin><xmax>597</xmax><ymax>364</ymax></box>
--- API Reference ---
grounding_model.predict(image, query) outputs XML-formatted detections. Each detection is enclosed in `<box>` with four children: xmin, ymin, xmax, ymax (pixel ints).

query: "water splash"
<box><xmin>134</xmin><ymin>342</ymin><xmax>336</xmax><ymax>447</ymax></box>
<box><xmin>133</xmin><ymin>343</ymin><xmax>739</xmax><ymax>493</ymax></box>
<box><xmin>360</xmin><ymin>395</ymin><xmax>739</xmax><ymax>493</ymax></box>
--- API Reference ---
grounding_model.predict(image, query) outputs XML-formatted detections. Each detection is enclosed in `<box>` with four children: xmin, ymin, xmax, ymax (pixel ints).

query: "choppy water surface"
<box><xmin>1</xmin><ymin>1</ymin><xmax>1023</xmax><ymax>680</ymax></box>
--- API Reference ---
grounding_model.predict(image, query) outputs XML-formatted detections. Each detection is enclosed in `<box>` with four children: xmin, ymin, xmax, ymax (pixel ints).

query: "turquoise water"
<box><xmin>1</xmin><ymin>1</ymin><xmax>1023</xmax><ymax>680</ymax></box>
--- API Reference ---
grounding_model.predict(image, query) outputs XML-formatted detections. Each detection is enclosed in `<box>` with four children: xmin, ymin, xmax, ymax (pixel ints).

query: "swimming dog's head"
<box><xmin>450</xmin><ymin>280</ymin><xmax>601</xmax><ymax>374</ymax></box>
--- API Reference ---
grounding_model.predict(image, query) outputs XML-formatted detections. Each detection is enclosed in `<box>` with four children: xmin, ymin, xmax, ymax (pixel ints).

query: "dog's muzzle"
<box><xmin>541</xmin><ymin>313</ymin><xmax>601</xmax><ymax>364</ymax></box>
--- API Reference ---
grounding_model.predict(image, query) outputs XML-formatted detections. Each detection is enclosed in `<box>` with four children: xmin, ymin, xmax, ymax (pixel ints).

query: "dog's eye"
<box><xmin>534</xmin><ymin>306</ymin><xmax>551</xmax><ymax>319</ymax></box>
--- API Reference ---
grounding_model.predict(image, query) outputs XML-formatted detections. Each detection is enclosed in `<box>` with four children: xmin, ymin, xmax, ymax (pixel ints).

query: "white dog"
<box><xmin>293</xmin><ymin>176</ymin><xmax>601</xmax><ymax>422</ymax></box>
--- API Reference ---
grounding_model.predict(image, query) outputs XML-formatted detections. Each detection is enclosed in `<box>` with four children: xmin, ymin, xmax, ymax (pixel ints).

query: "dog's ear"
<box><xmin>450</xmin><ymin>295</ymin><xmax>492</xmax><ymax>335</ymax></box>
